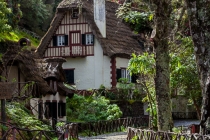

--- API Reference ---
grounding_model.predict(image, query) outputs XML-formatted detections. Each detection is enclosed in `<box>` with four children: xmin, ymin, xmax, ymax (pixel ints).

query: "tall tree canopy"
<box><xmin>185</xmin><ymin>0</ymin><xmax>210</xmax><ymax>134</ymax></box>
<box><xmin>0</xmin><ymin>0</ymin><xmax>11</xmax><ymax>36</ymax></box>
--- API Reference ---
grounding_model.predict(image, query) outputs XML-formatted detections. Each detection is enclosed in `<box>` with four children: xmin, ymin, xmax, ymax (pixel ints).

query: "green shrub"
<box><xmin>66</xmin><ymin>94</ymin><xmax>122</xmax><ymax>122</ymax></box>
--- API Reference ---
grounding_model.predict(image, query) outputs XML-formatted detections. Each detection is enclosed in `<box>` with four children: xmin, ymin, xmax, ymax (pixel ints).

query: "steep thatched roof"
<box><xmin>2</xmin><ymin>41</ymin><xmax>74</xmax><ymax>97</ymax></box>
<box><xmin>36</xmin><ymin>0</ymin><xmax>143</xmax><ymax>58</ymax></box>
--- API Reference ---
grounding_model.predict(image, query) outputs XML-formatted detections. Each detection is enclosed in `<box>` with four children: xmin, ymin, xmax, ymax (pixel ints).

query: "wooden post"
<box><xmin>1</xmin><ymin>99</ymin><xmax>6</xmax><ymax>140</ymax></box>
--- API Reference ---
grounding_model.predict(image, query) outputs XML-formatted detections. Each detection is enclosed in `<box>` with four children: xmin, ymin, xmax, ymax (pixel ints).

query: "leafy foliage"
<box><xmin>0</xmin><ymin>0</ymin><xmax>12</xmax><ymax>40</ymax></box>
<box><xmin>117</xmin><ymin>78</ymin><xmax>142</xmax><ymax>100</ymax></box>
<box><xmin>18</xmin><ymin>0</ymin><xmax>49</xmax><ymax>35</ymax></box>
<box><xmin>128</xmin><ymin>52</ymin><xmax>157</xmax><ymax>128</ymax></box>
<box><xmin>66</xmin><ymin>94</ymin><xmax>122</xmax><ymax>122</ymax></box>
<box><xmin>170</xmin><ymin>36</ymin><xmax>202</xmax><ymax>117</ymax></box>
<box><xmin>116</xmin><ymin>3</ymin><xmax>153</xmax><ymax>33</ymax></box>
<box><xmin>6</xmin><ymin>102</ymin><xmax>56</xmax><ymax>139</ymax></box>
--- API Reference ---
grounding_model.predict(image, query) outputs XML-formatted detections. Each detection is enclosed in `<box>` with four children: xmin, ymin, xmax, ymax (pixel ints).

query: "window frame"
<box><xmin>58</xmin><ymin>101</ymin><xmax>66</xmax><ymax>118</ymax></box>
<box><xmin>53</xmin><ymin>34</ymin><xmax>68</xmax><ymax>47</ymax></box>
<box><xmin>57</xmin><ymin>35</ymin><xmax>65</xmax><ymax>46</ymax></box>
<box><xmin>71</xmin><ymin>8</ymin><xmax>79</xmax><ymax>19</ymax></box>
<box><xmin>117</xmin><ymin>68</ymin><xmax>137</xmax><ymax>83</ymax></box>
<box><xmin>82</xmin><ymin>33</ymin><xmax>94</xmax><ymax>46</ymax></box>
<box><xmin>64</xmin><ymin>68</ymin><xmax>75</xmax><ymax>85</ymax></box>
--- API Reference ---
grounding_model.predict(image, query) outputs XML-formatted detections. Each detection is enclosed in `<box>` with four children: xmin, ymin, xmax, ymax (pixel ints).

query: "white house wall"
<box><xmin>116</xmin><ymin>57</ymin><xmax>130</xmax><ymax>69</ymax></box>
<box><xmin>63</xmin><ymin>39</ymin><xmax>112</xmax><ymax>90</ymax></box>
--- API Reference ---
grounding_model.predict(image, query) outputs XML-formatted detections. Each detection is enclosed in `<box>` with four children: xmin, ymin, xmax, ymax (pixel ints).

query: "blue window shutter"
<box><xmin>53</xmin><ymin>36</ymin><xmax>57</xmax><ymax>46</ymax></box>
<box><xmin>82</xmin><ymin>34</ymin><xmax>86</xmax><ymax>45</ymax></box>
<box><xmin>65</xmin><ymin>35</ymin><xmax>68</xmax><ymax>45</ymax></box>
<box><xmin>116</xmin><ymin>69</ymin><xmax>121</xmax><ymax>82</ymax></box>
<box><xmin>51</xmin><ymin>101</ymin><xmax>57</xmax><ymax>119</ymax></box>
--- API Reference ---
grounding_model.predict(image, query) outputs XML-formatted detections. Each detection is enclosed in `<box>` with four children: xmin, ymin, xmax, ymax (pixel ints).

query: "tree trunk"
<box><xmin>152</xmin><ymin>0</ymin><xmax>173</xmax><ymax>131</ymax></box>
<box><xmin>185</xmin><ymin>0</ymin><xmax>210</xmax><ymax>134</ymax></box>
<box><xmin>192</xmin><ymin>97</ymin><xmax>201</xmax><ymax>119</ymax></box>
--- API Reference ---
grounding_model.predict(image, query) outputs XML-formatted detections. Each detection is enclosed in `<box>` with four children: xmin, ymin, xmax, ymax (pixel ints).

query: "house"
<box><xmin>36</xmin><ymin>0</ymin><xmax>145</xmax><ymax>92</ymax></box>
<box><xmin>0</xmin><ymin>39</ymin><xmax>74</xmax><ymax>126</ymax></box>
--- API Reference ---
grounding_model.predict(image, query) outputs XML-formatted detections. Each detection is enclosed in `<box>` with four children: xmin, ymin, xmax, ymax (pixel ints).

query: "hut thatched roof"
<box><xmin>36</xmin><ymin>0</ymin><xmax>143</xmax><ymax>58</ymax></box>
<box><xmin>2</xmin><ymin>41</ymin><xmax>74</xmax><ymax>97</ymax></box>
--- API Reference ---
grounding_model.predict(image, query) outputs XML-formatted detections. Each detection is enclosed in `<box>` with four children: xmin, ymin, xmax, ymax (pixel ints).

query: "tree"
<box><xmin>149</xmin><ymin>0</ymin><xmax>173</xmax><ymax>131</ymax></box>
<box><xmin>117</xmin><ymin>0</ymin><xmax>173</xmax><ymax>130</ymax></box>
<box><xmin>170</xmin><ymin>36</ymin><xmax>202</xmax><ymax>119</ymax></box>
<box><xmin>185</xmin><ymin>0</ymin><xmax>210</xmax><ymax>134</ymax></box>
<box><xmin>18</xmin><ymin>0</ymin><xmax>49</xmax><ymax>35</ymax></box>
<box><xmin>0</xmin><ymin>0</ymin><xmax>11</xmax><ymax>40</ymax></box>
<box><xmin>128</xmin><ymin>53</ymin><xmax>157</xmax><ymax>128</ymax></box>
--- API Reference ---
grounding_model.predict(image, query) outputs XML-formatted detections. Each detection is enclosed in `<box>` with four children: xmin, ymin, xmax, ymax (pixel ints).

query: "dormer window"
<box><xmin>53</xmin><ymin>35</ymin><xmax>68</xmax><ymax>46</ymax></box>
<box><xmin>71</xmin><ymin>8</ymin><xmax>79</xmax><ymax>19</ymax></box>
<box><xmin>82</xmin><ymin>33</ymin><xmax>94</xmax><ymax>45</ymax></box>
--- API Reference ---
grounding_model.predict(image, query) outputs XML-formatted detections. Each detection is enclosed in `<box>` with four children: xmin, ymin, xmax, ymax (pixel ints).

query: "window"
<box><xmin>64</xmin><ymin>69</ymin><xmax>74</xmax><ymax>84</ymax></box>
<box><xmin>57</xmin><ymin>35</ymin><xmax>65</xmax><ymax>46</ymax></box>
<box><xmin>117</xmin><ymin>68</ymin><xmax>137</xmax><ymax>83</ymax></box>
<box><xmin>53</xmin><ymin>35</ymin><xmax>68</xmax><ymax>46</ymax></box>
<box><xmin>71</xmin><ymin>8</ymin><xmax>79</xmax><ymax>19</ymax></box>
<box><xmin>51</xmin><ymin>101</ymin><xmax>57</xmax><ymax>120</ymax></box>
<box><xmin>58</xmin><ymin>101</ymin><xmax>66</xmax><ymax>118</ymax></box>
<box><xmin>82</xmin><ymin>34</ymin><xmax>94</xmax><ymax>45</ymax></box>
<box><xmin>44</xmin><ymin>100</ymin><xmax>51</xmax><ymax>119</ymax></box>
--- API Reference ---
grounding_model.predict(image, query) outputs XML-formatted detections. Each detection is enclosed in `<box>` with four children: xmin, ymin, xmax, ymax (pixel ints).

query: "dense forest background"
<box><xmin>6</xmin><ymin>0</ymin><xmax>62</xmax><ymax>36</ymax></box>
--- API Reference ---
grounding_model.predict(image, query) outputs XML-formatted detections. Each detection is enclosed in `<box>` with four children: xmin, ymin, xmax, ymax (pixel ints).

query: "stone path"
<box><xmin>78</xmin><ymin>120</ymin><xmax>200</xmax><ymax>140</ymax></box>
<box><xmin>79</xmin><ymin>132</ymin><xmax>127</xmax><ymax>140</ymax></box>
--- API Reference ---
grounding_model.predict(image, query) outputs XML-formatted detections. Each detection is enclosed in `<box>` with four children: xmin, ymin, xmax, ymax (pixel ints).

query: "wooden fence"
<box><xmin>0</xmin><ymin>121</ymin><xmax>63</xmax><ymax>140</ymax></box>
<box><xmin>127</xmin><ymin>127</ymin><xmax>210</xmax><ymax>140</ymax></box>
<box><xmin>75</xmin><ymin>116</ymin><xmax>149</xmax><ymax>136</ymax></box>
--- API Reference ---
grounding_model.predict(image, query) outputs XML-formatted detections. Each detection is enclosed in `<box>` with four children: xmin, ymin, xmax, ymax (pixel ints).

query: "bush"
<box><xmin>66</xmin><ymin>94</ymin><xmax>122</xmax><ymax>122</ymax></box>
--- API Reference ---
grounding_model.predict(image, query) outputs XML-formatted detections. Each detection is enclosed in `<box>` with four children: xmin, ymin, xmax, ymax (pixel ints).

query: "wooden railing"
<box><xmin>0</xmin><ymin>121</ymin><xmax>63</xmax><ymax>140</ymax></box>
<box><xmin>127</xmin><ymin>127</ymin><xmax>210</xmax><ymax>140</ymax></box>
<box><xmin>44</xmin><ymin>45</ymin><xmax>94</xmax><ymax>57</ymax></box>
<box><xmin>74</xmin><ymin>116</ymin><xmax>149</xmax><ymax>137</ymax></box>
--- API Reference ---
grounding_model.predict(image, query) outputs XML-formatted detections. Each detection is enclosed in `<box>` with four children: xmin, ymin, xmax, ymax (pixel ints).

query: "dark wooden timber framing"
<box><xmin>110</xmin><ymin>56</ymin><xmax>117</xmax><ymax>88</ymax></box>
<box><xmin>36</xmin><ymin>0</ymin><xmax>143</xmax><ymax>59</ymax></box>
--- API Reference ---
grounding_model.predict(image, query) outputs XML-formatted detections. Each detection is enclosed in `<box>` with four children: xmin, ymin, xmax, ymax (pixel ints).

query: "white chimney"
<box><xmin>94</xmin><ymin>0</ymin><xmax>106</xmax><ymax>38</ymax></box>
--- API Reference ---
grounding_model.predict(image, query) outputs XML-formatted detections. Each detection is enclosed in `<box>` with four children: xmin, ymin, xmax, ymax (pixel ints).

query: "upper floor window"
<box><xmin>57</xmin><ymin>35</ymin><xmax>65</xmax><ymax>46</ymax></box>
<box><xmin>82</xmin><ymin>33</ymin><xmax>94</xmax><ymax>45</ymax></box>
<box><xmin>71</xmin><ymin>8</ymin><xmax>79</xmax><ymax>19</ymax></box>
<box><xmin>53</xmin><ymin>35</ymin><xmax>68</xmax><ymax>46</ymax></box>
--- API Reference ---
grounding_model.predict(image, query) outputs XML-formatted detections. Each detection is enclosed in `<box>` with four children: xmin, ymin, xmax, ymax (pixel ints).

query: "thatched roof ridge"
<box><xmin>2</xmin><ymin>43</ymin><xmax>56</xmax><ymax>96</ymax></box>
<box><xmin>83</xmin><ymin>0</ymin><xmax>142</xmax><ymax>57</ymax></box>
<box><xmin>57</xmin><ymin>82</ymin><xmax>74</xmax><ymax>98</ymax></box>
<box><xmin>36</xmin><ymin>0</ymin><xmax>143</xmax><ymax>58</ymax></box>
<box><xmin>36</xmin><ymin>12</ymin><xmax>66</xmax><ymax>57</ymax></box>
